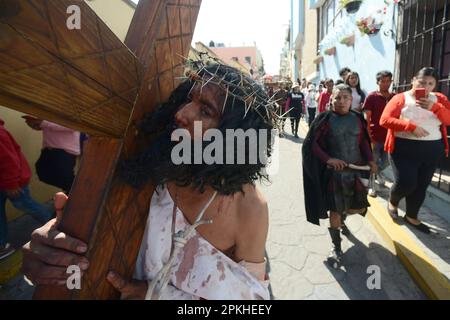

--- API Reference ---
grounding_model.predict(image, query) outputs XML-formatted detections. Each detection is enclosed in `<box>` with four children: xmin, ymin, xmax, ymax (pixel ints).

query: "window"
<box><xmin>245</xmin><ymin>56</ymin><xmax>252</xmax><ymax>64</ymax></box>
<box><xmin>320</xmin><ymin>0</ymin><xmax>343</xmax><ymax>40</ymax></box>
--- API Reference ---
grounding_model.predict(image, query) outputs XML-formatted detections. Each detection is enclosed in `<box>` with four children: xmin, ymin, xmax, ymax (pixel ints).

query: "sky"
<box><xmin>191</xmin><ymin>0</ymin><xmax>291</xmax><ymax>76</ymax></box>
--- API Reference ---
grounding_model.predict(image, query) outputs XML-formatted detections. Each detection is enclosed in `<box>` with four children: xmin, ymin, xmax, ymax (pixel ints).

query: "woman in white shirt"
<box><xmin>306</xmin><ymin>84</ymin><xmax>318</xmax><ymax>126</ymax></box>
<box><xmin>345</xmin><ymin>72</ymin><xmax>366</xmax><ymax>113</ymax></box>
<box><xmin>380</xmin><ymin>67</ymin><xmax>450</xmax><ymax>233</ymax></box>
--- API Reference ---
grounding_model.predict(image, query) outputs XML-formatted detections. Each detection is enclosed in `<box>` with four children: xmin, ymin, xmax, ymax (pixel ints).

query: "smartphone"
<box><xmin>415</xmin><ymin>88</ymin><xmax>426</xmax><ymax>100</ymax></box>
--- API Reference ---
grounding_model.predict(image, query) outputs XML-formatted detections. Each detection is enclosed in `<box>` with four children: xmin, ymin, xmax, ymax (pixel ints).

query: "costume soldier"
<box><xmin>302</xmin><ymin>88</ymin><xmax>373</xmax><ymax>268</ymax></box>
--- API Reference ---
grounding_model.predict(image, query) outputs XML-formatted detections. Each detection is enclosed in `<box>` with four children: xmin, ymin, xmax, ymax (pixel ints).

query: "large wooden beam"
<box><xmin>33</xmin><ymin>0</ymin><xmax>202</xmax><ymax>299</ymax></box>
<box><xmin>0</xmin><ymin>0</ymin><xmax>141</xmax><ymax>138</ymax></box>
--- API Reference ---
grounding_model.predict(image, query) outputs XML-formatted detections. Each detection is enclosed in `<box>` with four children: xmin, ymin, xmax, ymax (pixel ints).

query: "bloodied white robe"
<box><xmin>134</xmin><ymin>185</ymin><xmax>270</xmax><ymax>300</ymax></box>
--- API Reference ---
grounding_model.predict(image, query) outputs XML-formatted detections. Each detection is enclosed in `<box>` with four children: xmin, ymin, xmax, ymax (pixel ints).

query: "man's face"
<box><xmin>378</xmin><ymin>76</ymin><xmax>393</xmax><ymax>92</ymax></box>
<box><xmin>331</xmin><ymin>89</ymin><xmax>352</xmax><ymax>115</ymax></box>
<box><xmin>175</xmin><ymin>82</ymin><xmax>224</xmax><ymax>138</ymax></box>
<box><xmin>341</xmin><ymin>71</ymin><xmax>349</xmax><ymax>81</ymax></box>
<box><xmin>326</xmin><ymin>81</ymin><xmax>334</xmax><ymax>93</ymax></box>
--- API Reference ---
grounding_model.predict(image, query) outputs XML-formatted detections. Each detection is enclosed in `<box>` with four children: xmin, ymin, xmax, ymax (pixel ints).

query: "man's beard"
<box><xmin>119</xmin><ymin>121</ymin><xmax>270</xmax><ymax>195</ymax></box>
<box><xmin>119</xmin><ymin>122</ymin><xmax>210</xmax><ymax>191</ymax></box>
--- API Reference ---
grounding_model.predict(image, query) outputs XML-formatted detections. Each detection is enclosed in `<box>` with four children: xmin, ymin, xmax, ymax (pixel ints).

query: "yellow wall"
<box><xmin>302</xmin><ymin>5</ymin><xmax>319</xmax><ymax>81</ymax></box>
<box><xmin>85</xmin><ymin>0</ymin><xmax>136</xmax><ymax>42</ymax></box>
<box><xmin>1</xmin><ymin>0</ymin><xmax>136</xmax><ymax>220</ymax></box>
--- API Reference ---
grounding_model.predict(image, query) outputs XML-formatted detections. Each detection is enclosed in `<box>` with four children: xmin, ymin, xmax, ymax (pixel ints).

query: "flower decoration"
<box><xmin>356</xmin><ymin>16</ymin><xmax>383</xmax><ymax>35</ymax></box>
<box><xmin>324</xmin><ymin>47</ymin><xmax>336</xmax><ymax>56</ymax></box>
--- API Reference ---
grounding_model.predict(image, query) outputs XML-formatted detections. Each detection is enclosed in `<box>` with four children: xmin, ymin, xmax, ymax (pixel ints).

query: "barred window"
<box><xmin>320</xmin><ymin>0</ymin><xmax>343</xmax><ymax>40</ymax></box>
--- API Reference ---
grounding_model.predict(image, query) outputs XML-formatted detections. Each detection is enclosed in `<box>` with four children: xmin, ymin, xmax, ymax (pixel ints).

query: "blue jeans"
<box><xmin>0</xmin><ymin>186</ymin><xmax>53</xmax><ymax>247</ymax></box>
<box><xmin>373</xmin><ymin>142</ymin><xmax>389</xmax><ymax>172</ymax></box>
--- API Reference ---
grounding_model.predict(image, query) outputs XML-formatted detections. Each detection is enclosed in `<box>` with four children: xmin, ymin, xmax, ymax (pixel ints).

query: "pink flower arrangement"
<box><xmin>356</xmin><ymin>17</ymin><xmax>383</xmax><ymax>35</ymax></box>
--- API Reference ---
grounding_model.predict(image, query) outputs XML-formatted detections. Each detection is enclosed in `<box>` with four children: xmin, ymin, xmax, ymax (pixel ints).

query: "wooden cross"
<box><xmin>0</xmin><ymin>0</ymin><xmax>202</xmax><ymax>299</ymax></box>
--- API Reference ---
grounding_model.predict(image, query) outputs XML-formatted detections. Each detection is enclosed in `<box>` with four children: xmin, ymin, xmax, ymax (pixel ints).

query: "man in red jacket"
<box><xmin>0</xmin><ymin>118</ymin><xmax>53</xmax><ymax>260</ymax></box>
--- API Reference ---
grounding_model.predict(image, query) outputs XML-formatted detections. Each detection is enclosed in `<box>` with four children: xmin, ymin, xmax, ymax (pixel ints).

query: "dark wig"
<box><xmin>119</xmin><ymin>64</ymin><xmax>277</xmax><ymax>195</ymax></box>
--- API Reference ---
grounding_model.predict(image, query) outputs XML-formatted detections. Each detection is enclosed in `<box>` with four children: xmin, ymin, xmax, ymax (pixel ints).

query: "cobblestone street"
<box><xmin>260</xmin><ymin>121</ymin><xmax>426</xmax><ymax>300</ymax></box>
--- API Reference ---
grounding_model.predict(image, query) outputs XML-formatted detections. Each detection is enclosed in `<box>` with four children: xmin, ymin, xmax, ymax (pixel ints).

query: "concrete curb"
<box><xmin>0</xmin><ymin>250</ymin><xmax>22</xmax><ymax>285</ymax></box>
<box><xmin>367</xmin><ymin>196</ymin><xmax>450</xmax><ymax>300</ymax></box>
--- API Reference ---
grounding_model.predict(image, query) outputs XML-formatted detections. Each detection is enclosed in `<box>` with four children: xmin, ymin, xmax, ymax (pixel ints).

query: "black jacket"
<box><xmin>302</xmin><ymin>111</ymin><xmax>371</xmax><ymax>225</ymax></box>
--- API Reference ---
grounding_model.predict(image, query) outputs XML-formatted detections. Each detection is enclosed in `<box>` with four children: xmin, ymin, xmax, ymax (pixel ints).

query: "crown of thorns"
<box><xmin>181</xmin><ymin>55</ymin><xmax>281</xmax><ymax>128</ymax></box>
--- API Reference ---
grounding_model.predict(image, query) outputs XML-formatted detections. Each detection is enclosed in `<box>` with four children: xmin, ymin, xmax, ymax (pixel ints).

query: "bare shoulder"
<box><xmin>232</xmin><ymin>184</ymin><xmax>269</xmax><ymax>263</ymax></box>
<box><xmin>237</xmin><ymin>184</ymin><xmax>269</xmax><ymax>223</ymax></box>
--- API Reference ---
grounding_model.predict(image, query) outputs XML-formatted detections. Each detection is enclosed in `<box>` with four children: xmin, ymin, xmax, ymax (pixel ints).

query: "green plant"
<box><xmin>339</xmin><ymin>0</ymin><xmax>363</xmax><ymax>8</ymax></box>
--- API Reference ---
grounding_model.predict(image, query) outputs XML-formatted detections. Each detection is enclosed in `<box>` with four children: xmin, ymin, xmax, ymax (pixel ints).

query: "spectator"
<box><xmin>363</xmin><ymin>71</ymin><xmax>395</xmax><ymax>197</ymax></box>
<box><xmin>339</xmin><ymin>67</ymin><xmax>351</xmax><ymax>82</ymax></box>
<box><xmin>24</xmin><ymin>119</ymin><xmax>80</xmax><ymax>194</ymax></box>
<box><xmin>345</xmin><ymin>72</ymin><xmax>366</xmax><ymax>113</ymax></box>
<box><xmin>0</xmin><ymin>118</ymin><xmax>53</xmax><ymax>260</ymax></box>
<box><xmin>318</xmin><ymin>79</ymin><xmax>334</xmax><ymax>113</ymax></box>
<box><xmin>380</xmin><ymin>67</ymin><xmax>450</xmax><ymax>233</ymax></box>
<box><xmin>305</xmin><ymin>84</ymin><xmax>318</xmax><ymax>127</ymax></box>
<box><xmin>286</xmin><ymin>85</ymin><xmax>305</xmax><ymax>138</ymax></box>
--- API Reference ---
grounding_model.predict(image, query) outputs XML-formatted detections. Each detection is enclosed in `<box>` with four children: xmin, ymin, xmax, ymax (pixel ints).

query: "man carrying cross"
<box><xmin>22</xmin><ymin>63</ymin><xmax>277</xmax><ymax>300</ymax></box>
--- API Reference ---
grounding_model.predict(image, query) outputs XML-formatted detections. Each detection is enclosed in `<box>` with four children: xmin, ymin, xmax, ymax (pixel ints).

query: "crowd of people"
<box><xmin>0</xmin><ymin>117</ymin><xmax>82</xmax><ymax>260</ymax></box>
<box><xmin>272</xmin><ymin>66</ymin><xmax>450</xmax><ymax>267</ymax></box>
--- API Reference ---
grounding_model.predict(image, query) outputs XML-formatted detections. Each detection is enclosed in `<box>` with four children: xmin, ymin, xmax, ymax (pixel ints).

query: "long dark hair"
<box><xmin>345</xmin><ymin>72</ymin><xmax>365</xmax><ymax>100</ymax></box>
<box><xmin>119</xmin><ymin>64</ymin><xmax>276</xmax><ymax>195</ymax></box>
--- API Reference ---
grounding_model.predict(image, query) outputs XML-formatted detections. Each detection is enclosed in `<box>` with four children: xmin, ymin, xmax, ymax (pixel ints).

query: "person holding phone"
<box><xmin>380</xmin><ymin>67</ymin><xmax>450</xmax><ymax>233</ymax></box>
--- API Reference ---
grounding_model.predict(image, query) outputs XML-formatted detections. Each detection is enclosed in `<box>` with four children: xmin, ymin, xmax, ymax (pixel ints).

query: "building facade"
<box><xmin>279</xmin><ymin>26</ymin><xmax>292</xmax><ymax>81</ymax></box>
<box><xmin>209</xmin><ymin>45</ymin><xmax>265</xmax><ymax>79</ymax></box>
<box><xmin>314</xmin><ymin>0</ymin><xmax>399</xmax><ymax>93</ymax></box>
<box><xmin>298</xmin><ymin>0</ymin><xmax>450</xmax><ymax>195</ymax></box>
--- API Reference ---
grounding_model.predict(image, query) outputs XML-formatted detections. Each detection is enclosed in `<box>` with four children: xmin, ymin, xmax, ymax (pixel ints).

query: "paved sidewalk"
<box><xmin>370</xmin><ymin>181</ymin><xmax>450</xmax><ymax>282</ymax></box>
<box><xmin>260</xmin><ymin>121</ymin><xmax>426</xmax><ymax>300</ymax></box>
